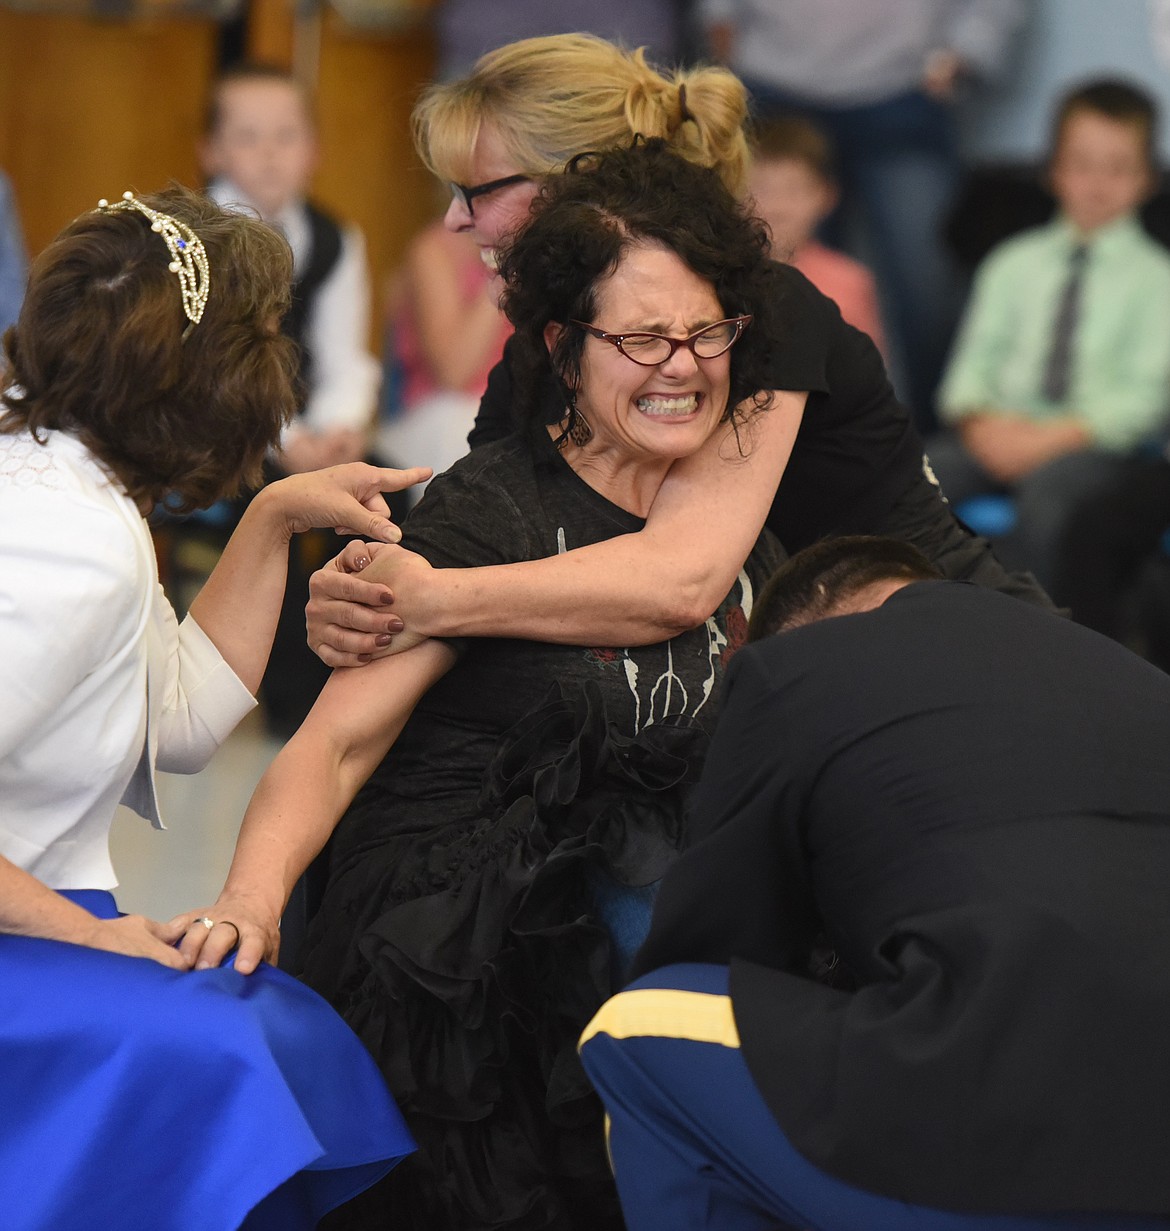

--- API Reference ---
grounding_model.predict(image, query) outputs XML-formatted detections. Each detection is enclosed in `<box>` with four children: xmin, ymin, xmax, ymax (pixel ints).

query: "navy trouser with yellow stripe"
<box><xmin>579</xmin><ymin>964</ymin><xmax>1170</xmax><ymax>1231</ymax></box>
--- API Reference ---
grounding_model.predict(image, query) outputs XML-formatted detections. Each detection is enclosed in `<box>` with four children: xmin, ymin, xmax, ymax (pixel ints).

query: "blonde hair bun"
<box><xmin>414</xmin><ymin>33</ymin><xmax>751</xmax><ymax>197</ymax></box>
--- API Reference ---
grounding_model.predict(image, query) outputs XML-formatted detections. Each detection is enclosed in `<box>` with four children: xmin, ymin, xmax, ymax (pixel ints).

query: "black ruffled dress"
<box><xmin>304</xmin><ymin>427</ymin><xmax>782</xmax><ymax>1230</ymax></box>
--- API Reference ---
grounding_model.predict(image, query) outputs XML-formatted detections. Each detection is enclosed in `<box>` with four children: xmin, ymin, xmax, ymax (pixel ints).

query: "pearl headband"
<box><xmin>97</xmin><ymin>191</ymin><xmax>210</xmax><ymax>330</ymax></box>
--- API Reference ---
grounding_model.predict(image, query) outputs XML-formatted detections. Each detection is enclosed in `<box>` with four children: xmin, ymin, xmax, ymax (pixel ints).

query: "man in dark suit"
<box><xmin>579</xmin><ymin>536</ymin><xmax>1170</xmax><ymax>1231</ymax></box>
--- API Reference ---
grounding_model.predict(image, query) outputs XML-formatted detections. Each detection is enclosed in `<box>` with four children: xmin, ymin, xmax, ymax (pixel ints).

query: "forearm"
<box><xmin>219</xmin><ymin>731</ymin><xmax>363</xmax><ymax>920</ymax></box>
<box><xmin>960</xmin><ymin>412</ymin><xmax>1091</xmax><ymax>482</ymax></box>
<box><xmin>188</xmin><ymin>485</ymin><xmax>291</xmax><ymax>693</ymax></box>
<box><xmin>410</xmin><ymin>394</ymin><xmax>804</xmax><ymax>645</ymax></box>
<box><xmin>221</xmin><ymin>639</ymin><xmax>456</xmax><ymax>914</ymax></box>
<box><xmin>0</xmin><ymin>855</ymin><xmax>104</xmax><ymax>945</ymax></box>
<box><xmin>1028</xmin><ymin>416</ymin><xmax>1093</xmax><ymax>464</ymax></box>
<box><xmin>408</xmin><ymin>542</ymin><xmax>705</xmax><ymax>646</ymax></box>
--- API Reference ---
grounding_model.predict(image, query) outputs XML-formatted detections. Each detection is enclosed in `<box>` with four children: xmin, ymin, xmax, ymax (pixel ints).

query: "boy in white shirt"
<box><xmin>199</xmin><ymin>64</ymin><xmax>388</xmax><ymax>733</ymax></box>
<box><xmin>201</xmin><ymin>62</ymin><xmax>380</xmax><ymax>475</ymax></box>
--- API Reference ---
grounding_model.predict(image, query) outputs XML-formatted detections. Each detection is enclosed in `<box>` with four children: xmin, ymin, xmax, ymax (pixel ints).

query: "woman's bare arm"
<box><xmin>190</xmin><ymin>462</ymin><xmax>427</xmax><ymax>691</ymax></box>
<box><xmin>309</xmin><ymin>392</ymin><xmax>806</xmax><ymax>662</ymax></box>
<box><xmin>0</xmin><ymin>854</ymin><xmax>190</xmax><ymax>966</ymax></box>
<box><xmin>174</xmin><ymin>638</ymin><xmax>456</xmax><ymax>972</ymax></box>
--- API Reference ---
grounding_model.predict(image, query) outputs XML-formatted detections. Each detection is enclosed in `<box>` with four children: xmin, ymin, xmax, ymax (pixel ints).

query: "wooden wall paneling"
<box><xmin>246</xmin><ymin>0</ymin><xmax>295</xmax><ymax>66</ymax></box>
<box><xmin>311</xmin><ymin>8</ymin><xmax>439</xmax><ymax>343</ymax></box>
<box><xmin>0</xmin><ymin>11</ymin><xmax>219</xmax><ymax>258</ymax></box>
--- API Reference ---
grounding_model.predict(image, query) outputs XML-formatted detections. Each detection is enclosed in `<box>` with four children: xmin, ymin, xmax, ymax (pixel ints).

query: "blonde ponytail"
<box><xmin>413</xmin><ymin>33</ymin><xmax>751</xmax><ymax>197</ymax></box>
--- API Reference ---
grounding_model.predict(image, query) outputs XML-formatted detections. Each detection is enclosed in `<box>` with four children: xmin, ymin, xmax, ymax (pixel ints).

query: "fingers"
<box><xmin>332</xmin><ymin>541</ymin><xmax>376</xmax><ymax>574</ymax></box>
<box><xmin>151</xmin><ymin>939</ymin><xmax>191</xmax><ymax>971</ymax></box>
<box><xmin>308</xmin><ymin>585</ymin><xmax>399</xmax><ymax>632</ymax></box>
<box><xmin>373</xmin><ymin>465</ymin><xmax>431</xmax><ymax>493</ymax></box>
<box><xmin>150</xmin><ymin>915</ymin><xmax>189</xmax><ymax>947</ymax></box>
<box><xmin>232</xmin><ymin>930</ymin><xmax>274</xmax><ymax>977</ymax></box>
<box><xmin>314</xmin><ymin>643</ymin><xmax>370</xmax><ymax>669</ymax></box>
<box><xmin>312</xmin><ymin>630</ymin><xmax>395</xmax><ymax>668</ymax></box>
<box><xmin>328</xmin><ymin>497</ymin><xmax>403</xmax><ymax>545</ymax></box>
<box><xmin>104</xmin><ymin>916</ymin><xmax>191</xmax><ymax>970</ymax></box>
<box><xmin>312</xmin><ymin>565</ymin><xmax>395</xmax><ymax>611</ymax></box>
<box><xmin>337</xmin><ymin>465</ymin><xmax>430</xmax><ymax>542</ymax></box>
<box><xmin>176</xmin><ymin>914</ymin><xmax>216</xmax><ymax>968</ymax></box>
<box><xmin>174</xmin><ymin>916</ymin><xmax>254</xmax><ymax>972</ymax></box>
<box><xmin>306</xmin><ymin>559</ymin><xmax>401</xmax><ymax>669</ymax></box>
<box><xmin>193</xmin><ymin>920</ymin><xmax>244</xmax><ymax>972</ymax></box>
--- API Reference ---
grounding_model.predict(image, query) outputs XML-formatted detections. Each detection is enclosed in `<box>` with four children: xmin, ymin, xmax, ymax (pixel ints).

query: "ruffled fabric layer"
<box><xmin>0</xmin><ymin>890</ymin><xmax>414</xmax><ymax>1231</ymax></box>
<box><xmin>305</xmin><ymin>682</ymin><xmax>708</xmax><ymax>1230</ymax></box>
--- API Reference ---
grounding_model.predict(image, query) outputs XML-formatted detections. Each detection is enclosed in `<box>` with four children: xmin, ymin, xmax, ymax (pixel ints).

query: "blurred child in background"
<box><xmin>198</xmin><ymin>62</ymin><xmax>389</xmax><ymax>736</ymax></box>
<box><xmin>379</xmin><ymin>218</ymin><xmax>511</xmax><ymax>506</ymax></box>
<box><xmin>201</xmin><ymin>62</ymin><xmax>379</xmax><ymax>474</ymax></box>
<box><xmin>930</xmin><ymin>78</ymin><xmax>1170</xmax><ymax>595</ymax></box>
<box><xmin>748</xmin><ymin>115</ymin><xmax>885</xmax><ymax>353</ymax></box>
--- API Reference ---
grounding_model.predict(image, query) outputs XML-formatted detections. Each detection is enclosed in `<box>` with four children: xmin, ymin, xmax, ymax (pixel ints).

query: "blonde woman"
<box><xmin>310</xmin><ymin>32</ymin><xmax>1051</xmax><ymax>668</ymax></box>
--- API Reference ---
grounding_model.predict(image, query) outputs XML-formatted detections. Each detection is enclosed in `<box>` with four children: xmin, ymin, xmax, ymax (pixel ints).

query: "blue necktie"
<box><xmin>1041</xmin><ymin>243</ymin><xmax>1089</xmax><ymax>403</ymax></box>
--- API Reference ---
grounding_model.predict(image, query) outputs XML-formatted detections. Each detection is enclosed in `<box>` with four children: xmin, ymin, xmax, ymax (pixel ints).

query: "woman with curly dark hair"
<box><xmin>307</xmin><ymin>32</ymin><xmax>1052</xmax><ymax>670</ymax></box>
<box><xmin>188</xmin><ymin>142</ymin><xmax>787</xmax><ymax>1230</ymax></box>
<box><xmin>0</xmin><ymin>185</ymin><xmax>424</xmax><ymax>1229</ymax></box>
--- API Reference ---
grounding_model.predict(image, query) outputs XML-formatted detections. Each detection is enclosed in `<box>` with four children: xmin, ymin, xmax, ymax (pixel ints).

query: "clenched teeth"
<box><xmin>635</xmin><ymin>394</ymin><xmax>699</xmax><ymax>415</ymax></box>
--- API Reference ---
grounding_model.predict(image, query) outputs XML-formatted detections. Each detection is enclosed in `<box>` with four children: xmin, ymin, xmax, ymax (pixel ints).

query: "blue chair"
<box><xmin>953</xmin><ymin>493</ymin><xmax>1018</xmax><ymax>539</ymax></box>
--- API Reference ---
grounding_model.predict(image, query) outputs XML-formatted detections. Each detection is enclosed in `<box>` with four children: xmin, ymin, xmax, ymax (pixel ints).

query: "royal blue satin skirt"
<box><xmin>0</xmin><ymin>890</ymin><xmax>414</xmax><ymax>1231</ymax></box>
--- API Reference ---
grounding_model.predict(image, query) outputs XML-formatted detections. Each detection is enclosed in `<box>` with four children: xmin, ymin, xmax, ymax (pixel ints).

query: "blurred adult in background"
<box><xmin>0</xmin><ymin>168</ymin><xmax>27</xmax><ymax>337</ymax></box>
<box><xmin>433</xmin><ymin>0</ymin><xmax>685</xmax><ymax>79</ymax></box>
<box><xmin>700</xmin><ymin>0</ymin><xmax>1024</xmax><ymax>432</ymax></box>
<box><xmin>378</xmin><ymin>219</ymin><xmax>511</xmax><ymax>503</ymax></box>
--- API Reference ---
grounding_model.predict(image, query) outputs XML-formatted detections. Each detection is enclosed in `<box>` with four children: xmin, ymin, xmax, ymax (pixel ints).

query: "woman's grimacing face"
<box><xmin>566</xmin><ymin>241</ymin><xmax>732</xmax><ymax>464</ymax></box>
<box><xmin>442</xmin><ymin>123</ymin><xmax>541</xmax><ymax>271</ymax></box>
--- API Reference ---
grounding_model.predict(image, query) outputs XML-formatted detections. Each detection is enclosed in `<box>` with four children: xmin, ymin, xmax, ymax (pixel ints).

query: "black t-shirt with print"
<box><xmin>470</xmin><ymin>261</ymin><xmax>925</xmax><ymax>553</ymax></box>
<box><xmin>300</xmin><ymin>425</ymin><xmax>783</xmax><ymax>1230</ymax></box>
<box><xmin>334</xmin><ymin>423</ymin><xmax>783</xmax><ymax>849</ymax></box>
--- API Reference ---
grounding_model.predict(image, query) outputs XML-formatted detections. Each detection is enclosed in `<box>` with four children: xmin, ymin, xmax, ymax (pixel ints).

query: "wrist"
<box><xmin>244</xmin><ymin>482</ymin><xmax>296</xmax><ymax>547</ymax></box>
<box><xmin>220</xmin><ymin>877</ymin><xmax>286</xmax><ymax>926</ymax></box>
<box><xmin>413</xmin><ymin>567</ymin><xmax>461</xmax><ymax>638</ymax></box>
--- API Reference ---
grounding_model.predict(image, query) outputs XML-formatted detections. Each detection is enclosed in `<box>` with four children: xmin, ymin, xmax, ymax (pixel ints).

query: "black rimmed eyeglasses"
<box><xmin>449</xmin><ymin>174</ymin><xmax>532</xmax><ymax>217</ymax></box>
<box><xmin>571</xmin><ymin>316</ymin><xmax>753</xmax><ymax>366</ymax></box>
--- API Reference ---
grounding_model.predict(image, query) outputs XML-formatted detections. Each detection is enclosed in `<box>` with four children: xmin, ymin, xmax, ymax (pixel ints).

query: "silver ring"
<box><xmin>194</xmin><ymin>916</ymin><xmax>215</xmax><ymax>931</ymax></box>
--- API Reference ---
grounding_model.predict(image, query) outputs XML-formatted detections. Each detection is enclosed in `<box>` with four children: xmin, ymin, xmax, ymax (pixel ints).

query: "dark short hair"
<box><xmin>1052</xmin><ymin>77</ymin><xmax>1158</xmax><ymax>165</ymax></box>
<box><xmin>748</xmin><ymin>535</ymin><xmax>942</xmax><ymax>640</ymax></box>
<box><xmin>1</xmin><ymin>184</ymin><xmax>297</xmax><ymax>511</ymax></box>
<box><xmin>497</xmin><ymin>138</ymin><xmax>784</xmax><ymax>433</ymax></box>
<box><xmin>751</xmin><ymin>114</ymin><xmax>836</xmax><ymax>182</ymax></box>
<box><xmin>204</xmin><ymin>61</ymin><xmax>314</xmax><ymax>136</ymax></box>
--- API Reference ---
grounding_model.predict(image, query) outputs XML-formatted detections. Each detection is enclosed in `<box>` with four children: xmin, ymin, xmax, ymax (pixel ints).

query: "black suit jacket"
<box><xmin>634</xmin><ymin>581</ymin><xmax>1170</xmax><ymax>1215</ymax></box>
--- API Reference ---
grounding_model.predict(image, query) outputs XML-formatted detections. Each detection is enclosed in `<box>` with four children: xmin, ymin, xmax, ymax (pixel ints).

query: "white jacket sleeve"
<box><xmin>149</xmin><ymin>590</ymin><xmax>257</xmax><ymax>776</ymax></box>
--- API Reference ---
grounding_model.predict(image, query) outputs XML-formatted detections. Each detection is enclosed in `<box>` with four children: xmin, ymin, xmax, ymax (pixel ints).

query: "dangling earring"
<box><xmin>567</xmin><ymin>396</ymin><xmax>594</xmax><ymax>447</ymax></box>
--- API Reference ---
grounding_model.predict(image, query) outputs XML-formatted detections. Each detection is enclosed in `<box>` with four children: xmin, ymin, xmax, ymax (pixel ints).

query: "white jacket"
<box><xmin>0</xmin><ymin>429</ymin><xmax>255</xmax><ymax>889</ymax></box>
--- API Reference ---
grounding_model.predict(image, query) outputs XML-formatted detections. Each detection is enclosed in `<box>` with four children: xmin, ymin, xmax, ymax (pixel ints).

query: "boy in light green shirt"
<box><xmin>928</xmin><ymin>78</ymin><xmax>1170</xmax><ymax>593</ymax></box>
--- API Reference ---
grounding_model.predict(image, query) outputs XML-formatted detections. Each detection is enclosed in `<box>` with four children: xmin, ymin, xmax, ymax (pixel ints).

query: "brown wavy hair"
<box><xmin>0</xmin><ymin>184</ymin><xmax>297</xmax><ymax>511</ymax></box>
